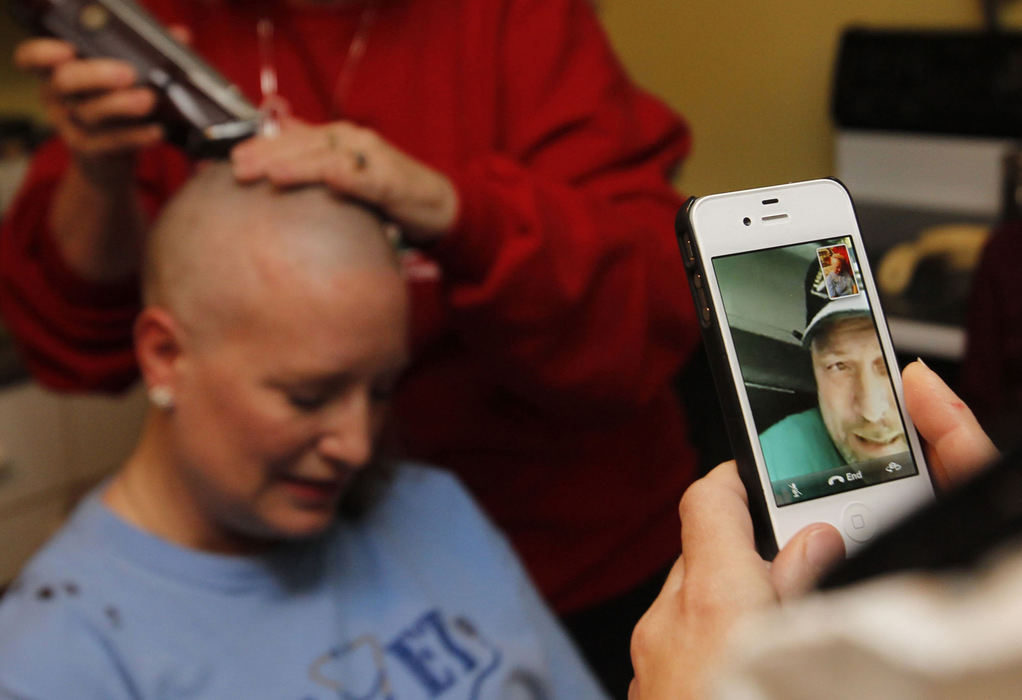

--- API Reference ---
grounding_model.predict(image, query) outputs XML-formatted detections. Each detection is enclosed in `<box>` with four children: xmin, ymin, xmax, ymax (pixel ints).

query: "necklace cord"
<box><xmin>256</xmin><ymin>1</ymin><xmax>379</xmax><ymax>126</ymax></box>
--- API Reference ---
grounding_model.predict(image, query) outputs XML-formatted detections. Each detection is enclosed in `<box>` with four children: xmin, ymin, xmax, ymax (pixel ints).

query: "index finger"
<box><xmin>14</xmin><ymin>38</ymin><xmax>76</xmax><ymax>72</ymax></box>
<box><xmin>679</xmin><ymin>461</ymin><xmax>763</xmax><ymax>573</ymax></box>
<box><xmin>51</xmin><ymin>57</ymin><xmax>137</xmax><ymax>96</ymax></box>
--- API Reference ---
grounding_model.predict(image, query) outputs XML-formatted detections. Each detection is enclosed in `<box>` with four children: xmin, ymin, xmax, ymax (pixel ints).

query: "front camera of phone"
<box><xmin>742</xmin><ymin>217</ymin><xmax>752</xmax><ymax>227</ymax></box>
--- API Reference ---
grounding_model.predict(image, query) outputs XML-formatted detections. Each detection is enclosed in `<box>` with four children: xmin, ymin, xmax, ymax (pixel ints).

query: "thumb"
<box><xmin>770</xmin><ymin>523</ymin><xmax>845</xmax><ymax>600</ymax></box>
<box><xmin>902</xmin><ymin>360</ymin><xmax>998</xmax><ymax>489</ymax></box>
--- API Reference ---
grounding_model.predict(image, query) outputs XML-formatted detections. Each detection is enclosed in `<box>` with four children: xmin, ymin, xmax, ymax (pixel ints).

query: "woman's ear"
<box><xmin>134</xmin><ymin>307</ymin><xmax>183</xmax><ymax>395</ymax></box>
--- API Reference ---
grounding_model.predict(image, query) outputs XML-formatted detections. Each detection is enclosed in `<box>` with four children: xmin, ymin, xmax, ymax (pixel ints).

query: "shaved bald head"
<box><xmin>124</xmin><ymin>164</ymin><xmax>409</xmax><ymax>544</ymax></box>
<box><xmin>143</xmin><ymin>163</ymin><xmax>399</xmax><ymax>343</ymax></box>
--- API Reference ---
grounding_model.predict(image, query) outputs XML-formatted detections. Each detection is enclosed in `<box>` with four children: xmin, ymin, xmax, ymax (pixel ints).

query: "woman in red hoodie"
<box><xmin>2</xmin><ymin>1</ymin><xmax>699</xmax><ymax>694</ymax></box>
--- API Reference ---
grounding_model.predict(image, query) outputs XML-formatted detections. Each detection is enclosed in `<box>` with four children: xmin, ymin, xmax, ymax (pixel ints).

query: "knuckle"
<box><xmin>335</xmin><ymin>121</ymin><xmax>360</xmax><ymax>137</ymax></box>
<box><xmin>51</xmin><ymin>63</ymin><xmax>92</xmax><ymax>94</ymax></box>
<box><xmin>373</xmin><ymin>178</ymin><xmax>398</xmax><ymax>207</ymax></box>
<box><xmin>72</xmin><ymin>97</ymin><xmax>127</xmax><ymax>127</ymax></box>
<box><xmin>629</xmin><ymin>615</ymin><xmax>651</xmax><ymax>660</ymax></box>
<box><xmin>49</xmin><ymin>65</ymin><xmax>76</xmax><ymax>94</ymax></box>
<box><xmin>125</xmin><ymin>86</ymin><xmax>154</xmax><ymax>105</ymax></box>
<box><xmin>680</xmin><ymin>572</ymin><xmax>740</xmax><ymax>621</ymax></box>
<box><xmin>678</xmin><ymin>582</ymin><xmax>715</xmax><ymax>622</ymax></box>
<box><xmin>360</xmin><ymin>128</ymin><xmax>380</xmax><ymax>147</ymax></box>
<box><xmin>678</xmin><ymin>480</ymin><xmax>709</xmax><ymax>520</ymax></box>
<box><xmin>346</xmin><ymin>124</ymin><xmax>376</xmax><ymax>149</ymax></box>
<box><xmin>267</xmin><ymin>161</ymin><xmax>297</xmax><ymax>184</ymax></box>
<box><xmin>95</xmin><ymin>58</ymin><xmax>134</xmax><ymax>82</ymax></box>
<box><xmin>116</xmin><ymin>89</ymin><xmax>157</xmax><ymax>118</ymax></box>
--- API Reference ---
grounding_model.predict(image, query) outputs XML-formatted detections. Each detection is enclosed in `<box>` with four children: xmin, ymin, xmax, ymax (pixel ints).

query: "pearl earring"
<box><xmin>148</xmin><ymin>385</ymin><xmax>175</xmax><ymax>411</ymax></box>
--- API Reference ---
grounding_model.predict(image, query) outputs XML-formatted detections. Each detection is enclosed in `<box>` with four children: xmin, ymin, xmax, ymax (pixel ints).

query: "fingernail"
<box><xmin>916</xmin><ymin>357</ymin><xmax>930</xmax><ymax>369</ymax></box>
<box><xmin>805</xmin><ymin>525</ymin><xmax>845</xmax><ymax>572</ymax></box>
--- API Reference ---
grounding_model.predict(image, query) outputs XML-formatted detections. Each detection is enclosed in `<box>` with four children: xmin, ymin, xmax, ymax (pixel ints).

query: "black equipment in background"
<box><xmin>833</xmin><ymin>28</ymin><xmax>1022</xmax><ymax>139</ymax></box>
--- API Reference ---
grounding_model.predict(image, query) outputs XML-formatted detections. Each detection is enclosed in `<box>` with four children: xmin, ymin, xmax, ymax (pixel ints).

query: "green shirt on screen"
<box><xmin>759</xmin><ymin>407</ymin><xmax>844</xmax><ymax>482</ymax></box>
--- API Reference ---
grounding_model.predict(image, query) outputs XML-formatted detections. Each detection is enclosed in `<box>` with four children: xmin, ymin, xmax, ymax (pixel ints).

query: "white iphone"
<box><xmin>676</xmin><ymin>178</ymin><xmax>935</xmax><ymax>557</ymax></box>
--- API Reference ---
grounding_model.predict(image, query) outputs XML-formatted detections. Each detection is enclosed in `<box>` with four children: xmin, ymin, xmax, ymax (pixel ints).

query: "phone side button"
<box><xmin>682</xmin><ymin>235</ymin><xmax>698</xmax><ymax>269</ymax></box>
<box><xmin>841</xmin><ymin>502</ymin><xmax>877</xmax><ymax>543</ymax></box>
<box><xmin>694</xmin><ymin>287</ymin><xmax>712</xmax><ymax>327</ymax></box>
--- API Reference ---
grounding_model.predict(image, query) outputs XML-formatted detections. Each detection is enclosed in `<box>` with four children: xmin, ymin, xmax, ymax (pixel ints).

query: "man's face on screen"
<box><xmin>810</xmin><ymin>316</ymin><xmax>907</xmax><ymax>463</ymax></box>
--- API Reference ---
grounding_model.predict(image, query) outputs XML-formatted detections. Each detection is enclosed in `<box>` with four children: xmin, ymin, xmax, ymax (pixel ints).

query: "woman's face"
<box><xmin>168</xmin><ymin>263</ymin><xmax>408</xmax><ymax>550</ymax></box>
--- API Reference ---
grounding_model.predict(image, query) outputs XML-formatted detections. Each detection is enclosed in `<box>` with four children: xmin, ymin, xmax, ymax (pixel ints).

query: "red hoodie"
<box><xmin>0</xmin><ymin>0</ymin><xmax>698</xmax><ymax>613</ymax></box>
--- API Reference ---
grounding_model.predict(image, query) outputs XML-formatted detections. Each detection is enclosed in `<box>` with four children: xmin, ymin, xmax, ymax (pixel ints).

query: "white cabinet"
<box><xmin>0</xmin><ymin>382</ymin><xmax>146</xmax><ymax>583</ymax></box>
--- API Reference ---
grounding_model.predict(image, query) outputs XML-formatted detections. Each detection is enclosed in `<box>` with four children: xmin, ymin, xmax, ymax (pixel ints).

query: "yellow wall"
<box><xmin>600</xmin><ymin>0</ymin><xmax>1022</xmax><ymax>196</ymax></box>
<box><xmin>0</xmin><ymin>15</ymin><xmax>41</xmax><ymax>119</ymax></box>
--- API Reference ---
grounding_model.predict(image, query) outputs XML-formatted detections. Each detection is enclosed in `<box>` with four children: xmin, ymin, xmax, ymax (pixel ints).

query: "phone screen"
<box><xmin>712</xmin><ymin>235</ymin><xmax>919</xmax><ymax>507</ymax></box>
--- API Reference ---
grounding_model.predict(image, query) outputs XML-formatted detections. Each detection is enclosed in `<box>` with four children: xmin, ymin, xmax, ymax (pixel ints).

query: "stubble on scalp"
<box><xmin>142</xmin><ymin>163</ymin><xmax>399</xmax><ymax>346</ymax></box>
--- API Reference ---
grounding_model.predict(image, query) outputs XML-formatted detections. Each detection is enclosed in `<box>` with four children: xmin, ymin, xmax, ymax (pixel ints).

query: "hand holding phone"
<box><xmin>676</xmin><ymin>179</ymin><xmax>935</xmax><ymax>557</ymax></box>
<box><xmin>631</xmin><ymin>359</ymin><xmax>997</xmax><ymax>700</ymax></box>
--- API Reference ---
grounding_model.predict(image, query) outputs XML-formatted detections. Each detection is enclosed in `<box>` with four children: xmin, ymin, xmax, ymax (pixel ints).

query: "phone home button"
<box><xmin>841</xmin><ymin>502</ymin><xmax>876</xmax><ymax>543</ymax></box>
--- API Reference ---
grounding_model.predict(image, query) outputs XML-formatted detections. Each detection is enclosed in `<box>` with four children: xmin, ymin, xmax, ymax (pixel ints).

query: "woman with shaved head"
<box><xmin>0</xmin><ymin>167</ymin><xmax>606</xmax><ymax>698</ymax></box>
